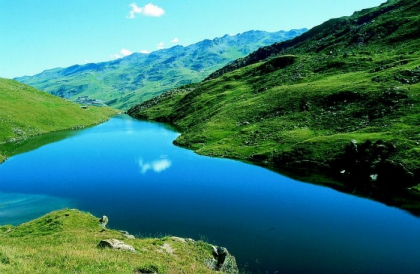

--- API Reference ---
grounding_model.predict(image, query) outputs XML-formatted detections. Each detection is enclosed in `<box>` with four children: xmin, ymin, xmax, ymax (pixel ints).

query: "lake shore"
<box><xmin>0</xmin><ymin>209</ymin><xmax>238</xmax><ymax>273</ymax></box>
<box><xmin>3</xmin><ymin>115</ymin><xmax>420</xmax><ymax>273</ymax></box>
<box><xmin>0</xmin><ymin>114</ymin><xmax>115</xmax><ymax>164</ymax></box>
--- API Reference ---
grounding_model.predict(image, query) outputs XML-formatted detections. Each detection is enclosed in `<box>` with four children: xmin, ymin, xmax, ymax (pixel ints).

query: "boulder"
<box><xmin>99</xmin><ymin>215</ymin><xmax>108</xmax><ymax>228</ymax></box>
<box><xmin>119</xmin><ymin>230</ymin><xmax>135</xmax><ymax>239</ymax></box>
<box><xmin>205</xmin><ymin>245</ymin><xmax>238</xmax><ymax>273</ymax></box>
<box><xmin>97</xmin><ymin>239</ymin><xmax>135</xmax><ymax>253</ymax></box>
<box><xmin>215</xmin><ymin>246</ymin><xmax>228</xmax><ymax>270</ymax></box>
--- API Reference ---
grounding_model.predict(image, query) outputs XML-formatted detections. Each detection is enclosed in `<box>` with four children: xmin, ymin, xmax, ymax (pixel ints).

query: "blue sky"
<box><xmin>0</xmin><ymin>0</ymin><xmax>385</xmax><ymax>79</ymax></box>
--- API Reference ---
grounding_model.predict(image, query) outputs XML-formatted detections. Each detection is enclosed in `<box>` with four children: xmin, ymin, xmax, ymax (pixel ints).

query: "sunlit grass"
<box><xmin>0</xmin><ymin>78</ymin><xmax>118</xmax><ymax>162</ymax></box>
<box><xmin>0</xmin><ymin>209</ymin><xmax>221</xmax><ymax>273</ymax></box>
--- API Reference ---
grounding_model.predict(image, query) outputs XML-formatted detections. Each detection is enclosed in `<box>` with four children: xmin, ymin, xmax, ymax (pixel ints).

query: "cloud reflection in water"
<box><xmin>138</xmin><ymin>156</ymin><xmax>172</xmax><ymax>174</ymax></box>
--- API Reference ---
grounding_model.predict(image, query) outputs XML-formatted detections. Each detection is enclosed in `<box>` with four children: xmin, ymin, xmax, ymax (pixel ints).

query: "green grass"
<box><xmin>0</xmin><ymin>78</ymin><xmax>118</xmax><ymax>162</ymax></box>
<box><xmin>0</xmin><ymin>209</ymin><xmax>230</xmax><ymax>273</ymax></box>
<box><xmin>128</xmin><ymin>0</ymin><xmax>420</xmax><ymax>214</ymax></box>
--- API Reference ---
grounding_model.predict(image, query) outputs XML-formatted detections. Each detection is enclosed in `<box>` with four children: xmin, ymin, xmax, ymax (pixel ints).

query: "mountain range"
<box><xmin>15</xmin><ymin>29</ymin><xmax>306</xmax><ymax>110</ymax></box>
<box><xmin>128</xmin><ymin>0</ymin><xmax>420</xmax><ymax>214</ymax></box>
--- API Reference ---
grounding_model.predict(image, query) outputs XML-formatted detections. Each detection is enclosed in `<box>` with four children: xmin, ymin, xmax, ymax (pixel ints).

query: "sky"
<box><xmin>0</xmin><ymin>0</ymin><xmax>386</xmax><ymax>79</ymax></box>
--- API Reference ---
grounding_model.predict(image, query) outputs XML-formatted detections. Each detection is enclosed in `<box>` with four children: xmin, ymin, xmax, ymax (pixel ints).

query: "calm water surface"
<box><xmin>1</xmin><ymin>115</ymin><xmax>420</xmax><ymax>273</ymax></box>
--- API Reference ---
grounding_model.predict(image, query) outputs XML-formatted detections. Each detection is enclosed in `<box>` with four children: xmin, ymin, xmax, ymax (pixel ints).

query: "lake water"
<box><xmin>1</xmin><ymin>115</ymin><xmax>420</xmax><ymax>273</ymax></box>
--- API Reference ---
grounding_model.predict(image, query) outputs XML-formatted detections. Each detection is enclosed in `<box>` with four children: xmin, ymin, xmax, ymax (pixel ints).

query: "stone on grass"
<box><xmin>98</xmin><ymin>239</ymin><xmax>136</xmax><ymax>253</ymax></box>
<box><xmin>99</xmin><ymin>215</ymin><xmax>109</xmax><ymax>228</ymax></box>
<box><xmin>205</xmin><ymin>245</ymin><xmax>239</xmax><ymax>273</ymax></box>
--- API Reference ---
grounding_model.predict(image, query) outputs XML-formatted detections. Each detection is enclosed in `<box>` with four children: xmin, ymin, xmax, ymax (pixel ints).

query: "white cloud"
<box><xmin>152</xmin><ymin>159</ymin><xmax>171</xmax><ymax>173</ymax></box>
<box><xmin>127</xmin><ymin>11</ymin><xmax>135</xmax><ymax>19</ymax></box>
<box><xmin>111</xmin><ymin>54</ymin><xmax>122</xmax><ymax>59</ymax></box>
<box><xmin>127</xmin><ymin>3</ymin><xmax>165</xmax><ymax>19</ymax></box>
<box><xmin>111</xmin><ymin>48</ymin><xmax>133</xmax><ymax>59</ymax></box>
<box><xmin>138</xmin><ymin>157</ymin><xmax>172</xmax><ymax>174</ymax></box>
<box><xmin>157</xmin><ymin>42</ymin><xmax>165</xmax><ymax>49</ymax></box>
<box><xmin>131</xmin><ymin>3</ymin><xmax>143</xmax><ymax>13</ymax></box>
<box><xmin>143</xmin><ymin>3</ymin><xmax>165</xmax><ymax>16</ymax></box>
<box><xmin>121</xmin><ymin>48</ymin><xmax>133</xmax><ymax>56</ymax></box>
<box><xmin>171</xmin><ymin>37</ymin><xmax>179</xmax><ymax>43</ymax></box>
<box><xmin>139</xmin><ymin>161</ymin><xmax>151</xmax><ymax>174</ymax></box>
<box><xmin>140</xmin><ymin>50</ymin><xmax>150</xmax><ymax>54</ymax></box>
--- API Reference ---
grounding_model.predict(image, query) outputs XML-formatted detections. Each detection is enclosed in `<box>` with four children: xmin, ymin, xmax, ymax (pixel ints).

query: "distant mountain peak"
<box><xmin>15</xmin><ymin>28</ymin><xmax>306</xmax><ymax>110</ymax></box>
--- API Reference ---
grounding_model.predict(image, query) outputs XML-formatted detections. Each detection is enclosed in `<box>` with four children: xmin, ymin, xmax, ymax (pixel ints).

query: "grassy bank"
<box><xmin>0</xmin><ymin>78</ymin><xmax>118</xmax><ymax>162</ymax></box>
<box><xmin>0</xmin><ymin>209</ymin><xmax>236</xmax><ymax>273</ymax></box>
<box><xmin>128</xmin><ymin>0</ymin><xmax>420</xmax><ymax>213</ymax></box>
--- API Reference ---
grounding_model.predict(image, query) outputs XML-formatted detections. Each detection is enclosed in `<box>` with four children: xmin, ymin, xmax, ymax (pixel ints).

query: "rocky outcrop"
<box><xmin>333</xmin><ymin>139</ymin><xmax>416</xmax><ymax>188</ymax></box>
<box><xmin>119</xmin><ymin>230</ymin><xmax>135</xmax><ymax>239</ymax></box>
<box><xmin>97</xmin><ymin>239</ymin><xmax>136</xmax><ymax>253</ymax></box>
<box><xmin>205</xmin><ymin>245</ymin><xmax>238</xmax><ymax>273</ymax></box>
<box><xmin>99</xmin><ymin>215</ymin><xmax>108</xmax><ymax>228</ymax></box>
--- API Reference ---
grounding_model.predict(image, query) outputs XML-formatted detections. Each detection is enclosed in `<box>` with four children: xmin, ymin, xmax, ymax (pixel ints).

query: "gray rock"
<box><xmin>170</xmin><ymin>236</ymin><xmax>186</xmax><ymax>243</ymax></box>
<box><xmin>213</xmin><ymin>246</ymin><xmax>228</xmax><ymax>270</ymax></box>
<box><xmin>97</xmin><ymin>239</ymin><xmax>135</xmax><ymax>253</ymax></box>
<box><xmin>125</xmin><ymin>234</ymin><xmax>135</xmax><ymax>239</ymax></box>
<box><xmin>119</xmin><ymin>230</ymin><xmax>136</xmax><ymax>239</ymax></box>
<box><xmin>205</xmin><ymin>245</ymin><xmax>238</xmax><ymax>273</ymax></box>
<box><xmin>99</xmin><ymin>215</ymin><xmax>108</xmax><ymax>228</ymax></box>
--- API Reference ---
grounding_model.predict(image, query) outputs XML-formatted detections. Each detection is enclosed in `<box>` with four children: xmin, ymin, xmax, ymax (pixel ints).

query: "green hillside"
<box><xmin>0</xmin><ymin>78</ymin><xmax>117</xmax><ymax>162</ymax></box>
<box><xmin>0</xmin><ymin>209</ymin><xmax>237</xmax><ymax>273</ymax></box>
<box><xmin>128</xmin><ymin>0</ymin><xmax>420</xmax><ymax>213</ymax></box>
<box><xmin>15</xmin><ymin>29</ymin><xmax>306</xmax><ymax>110</ymax></box>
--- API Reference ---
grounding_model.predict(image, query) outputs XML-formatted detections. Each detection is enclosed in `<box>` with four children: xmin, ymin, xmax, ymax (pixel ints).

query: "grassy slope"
<box><xmin>0</xmin><ymin>209</ymin><xmax>232</xmax><ymax>273</ymax></box>
<box><xmin>0</xmin><ymin>78</ymin><xmax>118</xmax><ymax>162</ymax></box>
<box><xmin>128</xmin><ymin>0</ymin><xmax>420</xmax><ymax>213</ymax></box>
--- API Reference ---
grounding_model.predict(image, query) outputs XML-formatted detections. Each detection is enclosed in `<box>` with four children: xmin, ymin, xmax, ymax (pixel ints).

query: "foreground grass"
<box><xmin>128</xmin><ymin>0</ymin><xmax>420</xmax><ymax>214</ymax></box>
<box><xmin>0</xmin><ymin>209</ymin><xmax>230</xmax><ymax>274</ymax></box>
<box><xmin>0</xmin><ymin>78</ymin><xmax>118</xmax><ymax>162</ymax></box>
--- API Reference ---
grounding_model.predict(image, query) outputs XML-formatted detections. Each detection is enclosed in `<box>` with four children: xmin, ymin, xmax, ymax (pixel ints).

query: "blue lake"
<box><xmin>1</xmin><ymin>115</ymin><xmax>420</xmax><ymax>273</ymax></box>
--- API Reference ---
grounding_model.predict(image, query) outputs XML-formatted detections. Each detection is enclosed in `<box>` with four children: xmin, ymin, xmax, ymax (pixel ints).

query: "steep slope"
<box><xmin>0</xmin><ymin>78</ymin><xmax>117</xmax><ymax>162</ymax></box>
<box><xmin>15</xmin><ymin>29</ymin><xmax>306</xmax><ymax>110</ymax></box>
<box><xmin>128</xmin><ymin>0</ymin><xmax>420</xmax><ymax>213</ymax></box>
<box><xmin>206</xmin><ymin>0</ymin><xmax>419</xmax><ymax>80</ymax></box>
<box><xmin>0</xmin><ymin>209</ymin><xmax>238</xmax><ymax>273</ymax></box>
